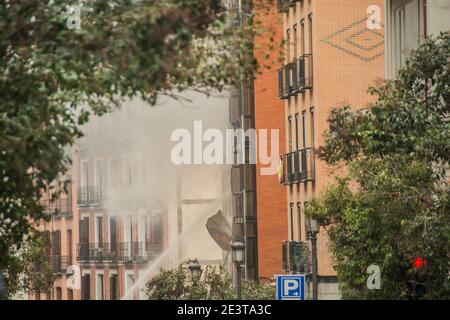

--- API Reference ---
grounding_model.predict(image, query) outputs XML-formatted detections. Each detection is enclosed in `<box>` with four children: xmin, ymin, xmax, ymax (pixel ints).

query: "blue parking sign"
<box><xmin>276</xmin><ymin>275</ymin><xmax>306</xmax><ymax>300</ymax></box>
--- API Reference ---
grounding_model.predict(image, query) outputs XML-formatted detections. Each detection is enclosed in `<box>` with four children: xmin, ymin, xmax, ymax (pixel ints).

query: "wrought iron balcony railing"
<box><xmin>296</xmin><ymin>54</ymin><xmax>313</xmax><ymax>92</ymax></box>
<box><xmin>77</xmin><ymin>186</ymin><xmax>103</xmax><ymax>206</ymax></box>
<box><xmin>282</xmin><ymin>240</ymin><xmax>309</xmax><ymax>273</ymax></box>
<box><xmin>49</xmin><ymin>255</ymin><xmax>72</xmax><ymax>274</ymax></box>
<box><xmin>42</xmin><ymin>196</ymin><xmax>73</xmax><ymax>218</ymax></box>
<box><xmin>278</xmin><ymin>54</ymin><xmax>313</xmax><ymax>100</ymax></box>
<box><xmin>277</xmin><ymin>0</ymin><xmax>299</xmax><ymax>13</ymax></box>
<box><xmin>280</xmin><ymin>148</ymin><xmax>315</xmax><ymax>185</ymax></box>
<box><xmin>77</xmin><ymin>241</ymin><xmax>163</xmax><ymax>264</ymax></box>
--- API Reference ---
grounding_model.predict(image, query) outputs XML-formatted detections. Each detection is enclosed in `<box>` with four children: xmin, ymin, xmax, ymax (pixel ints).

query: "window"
<box><xmin>80</xmin><ymin>161</ymin><xmax>89</xmax><ymax>203</ymax></box>
<box><xmin>52</xmin><ymin>230</ymin><xmax>61</xmax><ymax>257</ymax></box>
<box><xmin>95</xmin><ymin>160</ymin><xmax>102</xmax><ymax>188</ymax></box>
<box><xmin>308</xmin><ymin>13</ymin><xmax>313</xmax><ymax>54</ymax></box>
<box><xmin>286</xmin><ymin>29</ymin><xmax>291</xmax><ymax>62</ymax></box>
<box><xmin>288</xmin><ymin>116</ymin><xmax>293</xmax><ymax>152</ymax></box>
<box><xmin>125</xmin><ymin>273</ymin><xmax>135</xmax><ymax>300</ymax></box>
<box><xmin>389</xmin><ymin>0</ymin><xmax>422</xmax><ymax>76</ymax></box>
<box><xmin>79</xmin><ymin>216</ymin><xmax>90</xmax><ymax>260</ymax></box>
<box><xmin>81</xmin><ymin>274</ymin><xmax>90</xmax><ymax>300</ymax></box>
<box><xmin>300</xmin><ymin>19</ymin><xmax>305</xmax><ymax>56</ymax></box>
<box><xmin>110</xmin><ymin>274</ymin><xmax>118</xmax><ymax>300</ymax></box>
<box><xmin>81</xmin><ymin>161</ymin><xmax>89</xmax><ymax>188</ymax></box>
<box><xmin>293</xmin><ymin>24</ymin><xmax>298</xmax><ymax>59</ymax></box>
<box><xmin>297</xmin><ymin>202</ymin><xmax>302</xmax><ymax>241</ymax></box>
<box><xmin>295</xmin><ymin>113</ymin><xmax>299</xmax><ymax>150</ymax></box>
<box><xmin>79</xmin><ymin>216</ymin><xmax>89</xmax><ymax>244</ymax></box>
<box><xmin>125</xmin><ymin>215</ymin><xmax>133</xmax><ymax>259</ymax></box>
<box><xmin>290</xmin><ymin>203</ymin><xmax>295</xmax><ymax>241</ymax></box>
<box><xmin>67</xmin><ymin>289</ymin><xmax>73</xmax><ymax>300</ymax></box>
<box><xmin>310</xmin><ymin>107</ymin><xmax>315</xmax><ymax>148</ymax></box>
<box><xmin>426</xmin><ymin>0</ymin><xmax>450</xmax><ymax>37</ymax></box>
<box><xmin>304</xmin><ymin>201</ymin><xmax>309</xmax><ymax>236</ymax></box>
<box><xmin>56</xmin><ymin>287</ymin><xmax>62</xmax><ymax>300</ymax></box>
<box><xmin>139</xmin><ymin>214</ymin><xmax>147</xmax><ymax>255</ymax></box>
<box><xmin>96</xmin><ymin>273</ymin><xmax>104</xmax><ymax>300</ymax></box>
<box><xmin>110</xmin><ymin>216</ymin><xmax>118</xmax><ymax>253</ymax></box>
<box><xmin>231</xmin><ymin>166</ymin><xmax>243</xmax><ymax>194</ymax></box>
<box><xmin>96</xmin><ymin>216</ymin><xmax>103</xmax><ymax>245</ymax></box>
<box><xmin>151</xmin><ymin>211</ymin><xmax>163</xmax><ymax>246</ymax></box>
<box><xmin>302</xmin><ymin>111</ymin><xmax>307</xmax><ymax>148</ymax></box>
<box><xmin>107</xmin><ymin>158</ymin><xmax>117</xmax><ymax>187</ymax></box>
<box><xmin>67</xmin><ymin>229</ymin><xmax>72</xmax><ymax>263</ymax></box>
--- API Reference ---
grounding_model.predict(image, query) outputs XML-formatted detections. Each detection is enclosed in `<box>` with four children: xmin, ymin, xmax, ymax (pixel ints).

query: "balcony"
<box><xmin>280</xmin><ymin>148</ymin><xmax>315</xmax><ymax>185</ymax></box>
<box><xmin>278</xmin><ymin>54</ymin><xmax>313</xmax><ymax>100</ymax></box>
<box><xmin>296</xmin><ymin>54</ymin><xmax>313</xmax><ymax>92</ymax></box>
<box><xmin>278</xmin><ymin>62</ymin><xmax>295</xmax><ymax>99</ymax></box>
<box><xmin>43</xmin><ymin>196</ymin><xmax>73</xmax><ymax>218</ymax></box>
<box><xmin>277</xmin><ymin>0</ymin><xmax>299</xmax><ymax>13</ymax></box>
<box><xmin>282</xmin><ymin>241</ymin><xmax>309</xmax><ymax>273</ymax></box>
<box><xmin>49</xmin><ymin>255</ymin><xmax>72</xmax><ymax>274</ymax></box>
<box><xmin>77</xmin><ymin>241</ymin><xmax>163</xmax><ymax>264</ymax></box>
<box><xmin>77</xmin><ymin>186</ymin><xmax>103</xmax><ymax>207</ymax></box>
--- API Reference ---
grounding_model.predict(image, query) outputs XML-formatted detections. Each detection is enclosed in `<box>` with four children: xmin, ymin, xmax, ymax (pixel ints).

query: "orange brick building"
<box><xmin>254</xmin><ymin>1</ymin><xmax>288</xmax><ymax>281</ymax></box>
<box><xmin>277</xmin><ymin>0</ymin><xmax>385</xmax><ymax>298</ymax></box>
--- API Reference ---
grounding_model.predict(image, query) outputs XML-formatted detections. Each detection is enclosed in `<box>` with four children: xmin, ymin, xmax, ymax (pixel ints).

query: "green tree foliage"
<box><xmin>0</xmin><ymin>0</ymin><xmax>275</xmax><ymax>296</ymax></box>
<box><xmin>306</xmin><ymin>33</ymin><xmax>450</xmax><ymax>299</ymax></box>
<box><xmin>1</xmin><ymin>236</ymin><xmax>54</xmax><ymax>299</ymax></box>
<box><xmin>146</xmin><ymin>262</ymin><xmax>275</xmax><ymax>300</ymax></box>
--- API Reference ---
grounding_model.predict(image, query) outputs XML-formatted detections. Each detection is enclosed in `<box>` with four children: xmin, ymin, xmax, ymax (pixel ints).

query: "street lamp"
<box><xmin>188</xmin><ymin>259</ymin><xmax>202</xmax><ymax>283</ymax></box>
<box><xmin>231</xmin><ymin>240</ymin><xmax>245</xmax><ymax>300</ymax></box>
<box><xmin>305</xmin><ymin>216</ymin><xmax>320</xmax><ymax>300</ymax></box>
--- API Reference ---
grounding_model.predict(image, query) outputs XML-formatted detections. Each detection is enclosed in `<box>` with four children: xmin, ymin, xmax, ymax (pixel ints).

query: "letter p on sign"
<box><xmin>276</xmin><ymin>275</ymin><xmax>305</xmax><ymax>300</ymax></box>
<box><xmin>284</xmin><ymin>279</ymin><xmax>299</xmax><ymax>296</ymax></box>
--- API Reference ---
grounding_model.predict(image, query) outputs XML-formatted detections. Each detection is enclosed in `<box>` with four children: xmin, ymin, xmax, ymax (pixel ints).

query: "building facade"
<box><xmin>229</xmin><ymin>0</ymin><xmax>260</xmax><ymax>282</ymax></box>
<box><xmin>384</xmin><ymin>0</ymin><xmax>450</xmax><ymax>78</ymax></box>
<box><xmin>254</xmin><ymin>1</ymin><xmax>288</xmax><ymax>281</ymax></box>
<box><xmin>31</xmin><ymin>91</ymin><xmax>232</xmax><ymax>300</ymax></box>
<box><xmin>228</xmin><ymin>0</ymin><xmax>289</xmax><ymax>282</ymax></box>
<box><xmin>277</xmin><ymin>0</ymin><xmax>385</xmax><ymax>299</ymax></box>
<box><xmin>32</xmin><ymin>107</ymin><xmax>169</xmax><ymax>300</ymax></box>
<box><xmin>74</xmin><ymin>117</ymin><xmax>168</xmax><ymax>300</ymax></box>
<box><xmin>35</xmin><ymin>171</ymin><xmax>78</xmax><ymax>300</ymax></box>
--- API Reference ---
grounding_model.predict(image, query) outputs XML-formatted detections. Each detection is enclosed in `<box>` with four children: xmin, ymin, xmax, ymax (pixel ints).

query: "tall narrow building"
<box><xmin>228</xmin><ymin>0</ymin><xmax>289</xmax><ymax>282</ymax></box>
<box><xmin>277</xmin><ymin>0</ymin><xmax>385</xmax><ymax>299</ymax></box>
<box><xmin>254</xmin><ymin>1</ymin><xmax>288</xmax><ymax>281</ymax></box>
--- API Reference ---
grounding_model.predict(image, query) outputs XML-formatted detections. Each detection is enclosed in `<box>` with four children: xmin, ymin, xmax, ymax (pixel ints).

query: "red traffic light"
<box><xmin>414</xmin><ymin>257</ymin><xmax>427</xmax><ymax>269</ymax></box>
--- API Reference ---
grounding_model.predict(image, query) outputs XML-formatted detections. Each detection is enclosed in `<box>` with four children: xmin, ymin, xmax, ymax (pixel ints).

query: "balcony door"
<box><xmin>125</xmin><ymin>273</ymin><xmax>135</xmax><ymax>300</ymax></box>
<box><xmin>80</xmin><ymin>161</ymin><xmax>89</xmax><ymax>202</ymax></box>
<box><xmin>51</xmin><ymin>231</ymin><xmax>61</xmax><ymax>272</ymax></box>
<box><xmin>110</xmin><ymin>273</ymin><xmax>118</xmax><ymax>300</ymax></box>
<box><xmin>110</xmin><ymin>216</ymin><xmax>118</xmax><ymax>257</ymax></box>
<box><xmin>138</xmin><ymin>214</ymin><xmax>147</xmax><ymax>259</ymax></box>
<box><xmin>94</xmin><ymin>160</ymin><xmax>103</xmax><ymax>201</ymax></box>
<box><xmin>96</xmin><ymin>216</ymin><xmax>103</xmax><ymax>250</ymax></box>
<box><xmin>79</xmin><ymin>216</ymin><xmax>90</xmax><ymax>260</ymax></box>
<box><xmin>150</xmin><ymin>212</ymin><xmax>163</xmax><ymax>253</ymax></box>
<box><xmin>124</xmin><ymin>215</ymin><xmax>133</xmax><ymax>260</ymax></box>
<box><xmin>96</xmin><ymin>273</ymin><xmax>104</xmax><ymax>300</ymax></box>
<box><xmin>81</xmin><ymin>274</ymin><xmax>90</xmax><ymax>300</ymax></box>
